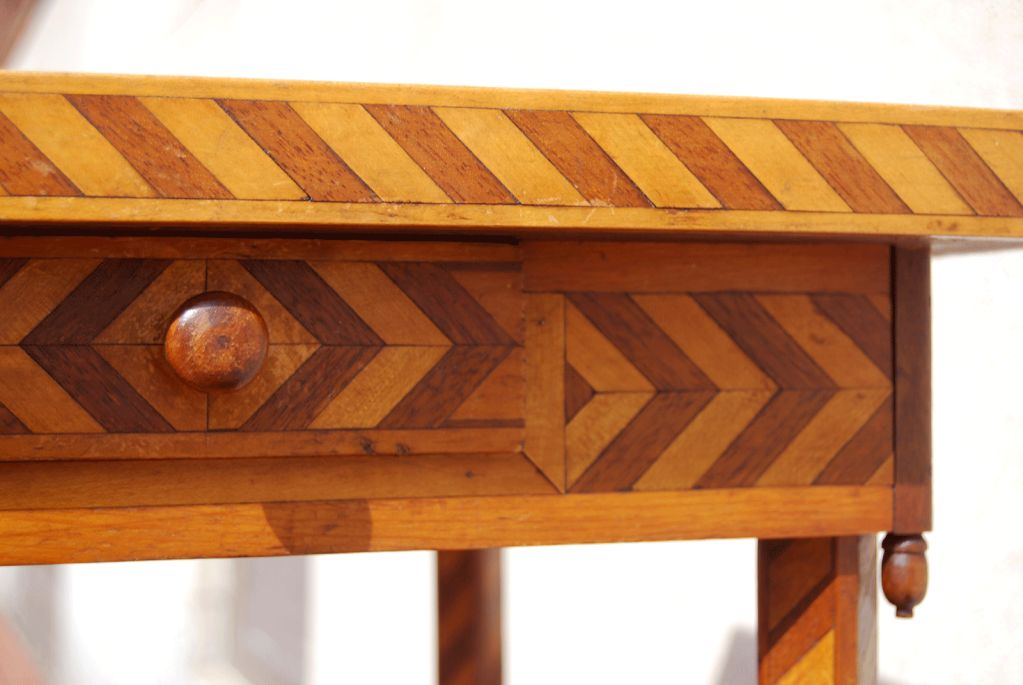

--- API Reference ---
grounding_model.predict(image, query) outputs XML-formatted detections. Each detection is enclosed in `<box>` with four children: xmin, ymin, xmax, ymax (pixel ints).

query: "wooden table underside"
<box><xmin>1</xmin><ymin>72</ymin><xmax>1006</xmax><ymax>683</ymax></box>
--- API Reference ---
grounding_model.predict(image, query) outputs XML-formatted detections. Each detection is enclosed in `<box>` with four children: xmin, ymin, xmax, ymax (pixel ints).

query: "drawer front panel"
<box><xmin>524</xmin><ymin>241</ymin><xmax>894</xmax><ymax>493</ymax></box>
<box><xmin>0</xmin><ymin>239</ymin><xmax>524</xmax><ymax>459</ymax></box>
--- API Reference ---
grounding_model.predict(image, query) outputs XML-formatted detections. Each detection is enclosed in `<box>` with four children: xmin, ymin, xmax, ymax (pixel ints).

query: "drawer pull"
<box><xmin>164</xmin><ymin>292</ymin><xmax>268</xmax><ymax>392</ymax></box>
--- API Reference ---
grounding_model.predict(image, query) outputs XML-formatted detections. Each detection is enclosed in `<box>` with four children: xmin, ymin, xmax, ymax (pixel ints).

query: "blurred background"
<box><xmin>0</xmin><ymin>1</ymin><xmax>1020</xmax><ymax>683</ymax></box>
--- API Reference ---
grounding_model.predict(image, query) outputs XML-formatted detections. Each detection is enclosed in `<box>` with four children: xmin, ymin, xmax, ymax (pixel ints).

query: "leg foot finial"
<box><xmin>881</xmin><ymin>533</ymin><xmax>928</xmax><ymax>618</ymax></box>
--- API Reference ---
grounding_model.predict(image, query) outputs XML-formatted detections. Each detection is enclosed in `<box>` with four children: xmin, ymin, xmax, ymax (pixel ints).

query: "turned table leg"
<box><xmin>758</xmin><ymin>536</ymin><xmax>877</xmax><ymax>684</ymax></box>
<box><xmin>437</xmin><ymin>549</ymin><xmax>502</xmax><ymax>685</ymax></box>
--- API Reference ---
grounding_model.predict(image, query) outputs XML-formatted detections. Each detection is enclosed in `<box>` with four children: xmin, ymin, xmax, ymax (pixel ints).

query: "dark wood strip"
<box><xmin>763</xmin><ymin>539</ymin><xmax>836</xmax><ymax>648</ymax></box>
<box><xmin>364</xmin><ymin>104</ymin><xmax>513</xmax><ymax>204</ymax></box>
<box><xmin>893</xmin><ymin>246</ymin><xmax>932</xmax><ymax>531</ymax></box>
<box><xmin>443</xmin><ymin>418</ymin><xmax>525</xmax><ymax>429</ymax></box>
<box><xmin>811</xmin><ymin>293</ymin><xmax>893</xmax><ymax>378</ymax></box>
<box><xmin>242</xmin><ymin>346</ymin><xmax>378</xmax><ymax>431</ymax></box>
<box><xmin>0</xmin><ymin>258</ymin><xmax>27</xmax><ymax>290</ymax></box>
<box><xmin>380</xmin><ymin>346</ymin><xmax>512</xmax><ymax>428</ymax></box>
<box><xmin>66</xmin><ymin>95</ymin><xmax>231</xmax><ymax>199</ymax></box>
<box><xmin>816</xmin><ymin>396</ymin><xmax>893</xmax><ymax>484</ymax></box>
<box><xmin>0</xmin><ymin>402</ymin><xmax>28</xmax><ymax>435</ymax></box>
<box><xmin>571</xmin><ymin>391</ymin><xmax>715</xmax><ymax>492</ymax></box>
<box><xmin>694</xmin><ymin>293</ymin><xmax>835</xmax><ymax>389</ymax></box>
<box><xmin>775</xmin><ymin>120</ymin><xmax>910</xmax><ymax>214</ymax></box>
<box><xmin>568</xmin><ymin>292</ymin><xmax>714</xmax><ymax>390</ymax></box>
<box><xmin>437</xmin><ymin>549</ymin><xmax>502</xmax><ymax>685</ymax></box>
<box><xmin>379</xmin><ymin>263</ymin><xmax>515</xmax><ymax>345</ymax></box>
<box><xmin>0</xmin><ymin>111</ymin><xmax>80</xmax><ymax>197</ymax></box>
<box><xmin>505</xmin><ymin>110</ymin><xmax>650</xmax><ymax>207</ymax></box>
<box><xmin>219</xmin><ymin>99</ymin><xmax>374</xmax><ymax>202</ymax></box>
<box><xmin>564</xmin><ymin>363</ymin><xmax>595</xmax><ymax>423</ymax></box>
<box><xmin>241</xmin><ymin>260</ymin><xmax>381</xmax><ymax>345</ymax></box>
<box><xmin>23</xmin><ymin>345</ymin><xmax>173</xmax><ymax>433</ymax></box>
<box><xmin>696</xmin><ymin>390</ymin><xmax>834</xmax><ymax>488</ymax></box>
<box><xmin>22</xmin><ymin>259</ymin><xmax>172</xmax><ymax>345</ymax></box>
<box><xmin>641</xmin><ymin>114</ymin><xmax>782</xmax><ymax>210</ymax></box>
<box><xmin>903</xmin><ymin>125</ymin><xmax>1023</xmax><ymax>217</ymax></box>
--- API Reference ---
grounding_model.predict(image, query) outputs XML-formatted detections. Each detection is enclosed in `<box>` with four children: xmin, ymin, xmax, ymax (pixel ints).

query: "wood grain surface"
<box><xmin>0</xmin><ymin>235</ymin><xmax>906</xmax><ymax>559</ymax></box>
<box><xmin>0</xmin><ymin>73</ymin><xmax>1021</xmax><ymax>236</ymax></box>
<box><xmin>892</xmin><ymin>246</ymin><xmax>932</xmax><ymax>532</ymax></box>
<box><xmin>0</xmin><ymin>486</ymin><xmax>891</xmax><ymax>565</ymax></box>
<box><xmin>437</xmin><ymin>549</ymin><xmax>502</xmax><ymax>685</ymax></box>
<box><xmin>759</xmin><ymin>536</ymin><xmax>877</xmax><ymax>685</ymax></box>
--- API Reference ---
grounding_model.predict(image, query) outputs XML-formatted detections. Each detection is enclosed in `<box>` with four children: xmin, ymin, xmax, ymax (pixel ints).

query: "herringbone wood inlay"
<box><xmin>0</xmin><ymin>238</ymin><xmax>895</xmax><ymax>501</ymax></box>
<box><xmin>0</xmin><ymin>253</ymin><xmax>524</xmax><ymax>445</ymax></box>
<box><xmin>525</xmin><ymin>241</ymin><xmax>894</xmax><ymax>493</ymax></box>
<box><xmin>1</xmin><ymin>89</ymin><xmax>1020</xmax><ymax>222</ymax></box>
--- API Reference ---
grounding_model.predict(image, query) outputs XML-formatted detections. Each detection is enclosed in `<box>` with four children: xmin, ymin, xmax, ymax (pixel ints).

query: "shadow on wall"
<box><xmin>712</xmin><ymin>628</ymin><xmax>915</xmax><ymax>685</ymax></box>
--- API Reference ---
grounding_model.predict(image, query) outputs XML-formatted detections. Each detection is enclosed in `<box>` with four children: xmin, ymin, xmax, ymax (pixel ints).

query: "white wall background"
<box><xmin>2</xmin><ymin>1</ymin><xmax>1021</xmax><ymax>683</ymax></box>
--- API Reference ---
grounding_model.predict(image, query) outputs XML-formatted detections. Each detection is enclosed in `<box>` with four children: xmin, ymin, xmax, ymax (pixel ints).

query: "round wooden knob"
<box><xmin>164</xmin><ymin>292</ymin><xmax>268</xmax><ymax>392</ymax></box>
<box><xmin>881</xmin><ymin>533</ymin><xmax>928</xmax><ymax>618</ymax></box>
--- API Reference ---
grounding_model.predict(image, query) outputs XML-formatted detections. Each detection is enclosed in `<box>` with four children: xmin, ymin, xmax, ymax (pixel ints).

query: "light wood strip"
<box><xmin>0</xmin><ymin>453</ymin><xmax>554</xmax><ymax>510</ymax></box>
<box><xmin>0</xmin><ymin>428</ymin><xmax>523</xmax><ymax>461</ymax></box>
<box><xmin>777</xmin><ymin>630</ymin><xmax>835</xmax><ymax>685</ymax></box>
<box><xmin>94</xmin><ymin>259</ymin><xmax>205</xmax><ymax>344</ymax></box>
<box><xmin>142</xmin><ymin>97</ymin><xmax>305</xmax><ymax>200</ymax></box>
<box><xmin>218</xmin><ymin>99</ymin><xmax>374</xmax><ymax>202</ymax></box>
<box><xmin>573</xmin><ymin>112</ymin><xmax>719</xmax><ymax>209</ymax></box>
<box><xmin>866</xmin><ymin>455</ymin><xmax>894</xmax><ymax>486</ymax></box>
<box><xmin>505</xmin><ymin>109</ymin><xmax>649</xmax><ymax>207</ymax></box>
<box><xmin>0</xmin><ymin>236</ymin><xmax>520</xmax><ymax>262</ymax></box>
<box><xmin>705</xmin><ymin>118</ymin><xmax>849</xmax><ymax>212</ymax></box>
<box><xmin>0</xmin><ymin>111</ymin><xmax>80</xmax><ymax>196</ymax></box>
<box><xmin>634</xmin><ymin>294</ymin><xmax>775</xmax><ymax>390</ymax></box>
<box><xmin>435</xmin><ymin>107</ymin><xmax>587</xmax><ymax>206</ymax></box>
<box><xmin>635</xmin><ymin>390</ymin><xmax>774</xmax><ymax>491</ymax></box>
<box><xmin>0</xmin><ymin>486</ymin><xmax>893</xmax><ymax>565</ymax></box>
<box><xmin>208</xmin><ymin>344</ymin><xmax>318</xmax><ymax>430</ymax></box>
<box><xmin>565</xmin><ymin>301</ymin><xmax>652</xmax><ymax>392</ymax></box>
<box><xmin>756</xmin><ymin>295</ymin><xmax>890</xmax><ymax>388</ymax></box>
<box><xmin>838</xmin><ymin>123</ymin><xmax>971</xmax><ymax>215</ymax></box>
<box><xmin>0</xmin><ymin>347</ymin><xmax>102</xmax><ymax>433</ymax></box>
<box><xmin>760</xmin><ymin>576</ymin><xmax>836</xmax><ymax>683</ymax></box>
<box><xmin>449</xmin><ymin>348</ymin><xmax>524</xmax><ymax>423</ymax></box>
<box><xmin>97</xmin><ymin>345</ymin><xmax>206</xmax><ymax>431</ymax></box>
<box><xmin>312</xmin><ymin>261</ymin><xmax>449</xmax><ymax>345</ymax></box>
<box><xmin>961</xmin><ymin>128</ymin><xmax>1023</xmax><ymax>205</ymax></box>
<box><xmin>0</xmin><ymin>93</ymin><xmax>154</xmax><ymax>197</ymax></box>
<box><xmin>0</xmin><ymin>259</ymin><xmax>98</xmax><ymax>344</ymax></box>
<box><xmin>0</xmin><ymin>73</ymin><xmax>1019</xmax><ymax>129</ymax></box>
<box><xmin>0</xmin><ymin>197</ymin><xmax>1019</xmax><ymax>237</ymax></box>
<box><xmin>309</xmin><ymin>346</ymin><xmax>448</xmax><ymax>429</ymax></box>
<box><xmin>365</xmin><ymin>104</ymin><xmax>514</xmax><ymax>204</ymax></box>
<box><xmin>525</xmin><ymin>294</ymin><xmax>565</xmax><ymax>490</ymax></box>
<box><xmin>903</xmin><ymin>125</ymin><xmax>1023</xmax><ymax>217</ymax></box>
<box><xmin>525</xmin><ymin>242</ymin><xmax>890</xmax><ymax>294</ymax></box>
<box><xmin>565</xmin><ymin>392</ymin><xmax>650</xmax><ymax>485</ymax></box>
<box><xmin>67</xmin><ymin>94</ymin><xmax>231</xmax><ymax>199</ymax></box>
<box><xmin>207</xmin><ymin>259</ymin><xmax>316</xmax><ymax>344</ymax></box>
<box><xmin>757</xmin><ymin>389</ymin><xmax>891</xmax><ymax>486</ymax></box>
<box><xmin>292</xmin><ymin>102</ymin><xmax>450</xmax><ymax>203</ymax></box>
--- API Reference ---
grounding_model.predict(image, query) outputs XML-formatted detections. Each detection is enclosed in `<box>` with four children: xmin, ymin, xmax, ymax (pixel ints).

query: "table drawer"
<box><xmin>0</xmin><ymin>236</ymin><xmax>893</xmax><ymax>514</ymax></box>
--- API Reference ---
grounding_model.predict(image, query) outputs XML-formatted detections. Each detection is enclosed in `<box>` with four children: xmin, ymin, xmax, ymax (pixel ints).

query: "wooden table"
<box><xmin>1</xmin><ymin>72</ymin><xmax>1020</xmax><ymax>683</ymax></box>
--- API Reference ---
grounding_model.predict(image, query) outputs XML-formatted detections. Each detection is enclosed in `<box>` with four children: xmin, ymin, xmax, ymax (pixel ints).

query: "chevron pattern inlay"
<box><xmin>536</xmin><ymin>251</ymin><xmax>895</xmax><ymax>493</ymax></box>
<box><xmin>0</xmin><ymin>256</ymin><xmax>524</xmax><ymax>449</ymax></box>
<box><xmin>1</xmin><ymin>91</ymin><xmax>1020</xmax><ymax>220</ymax></box>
